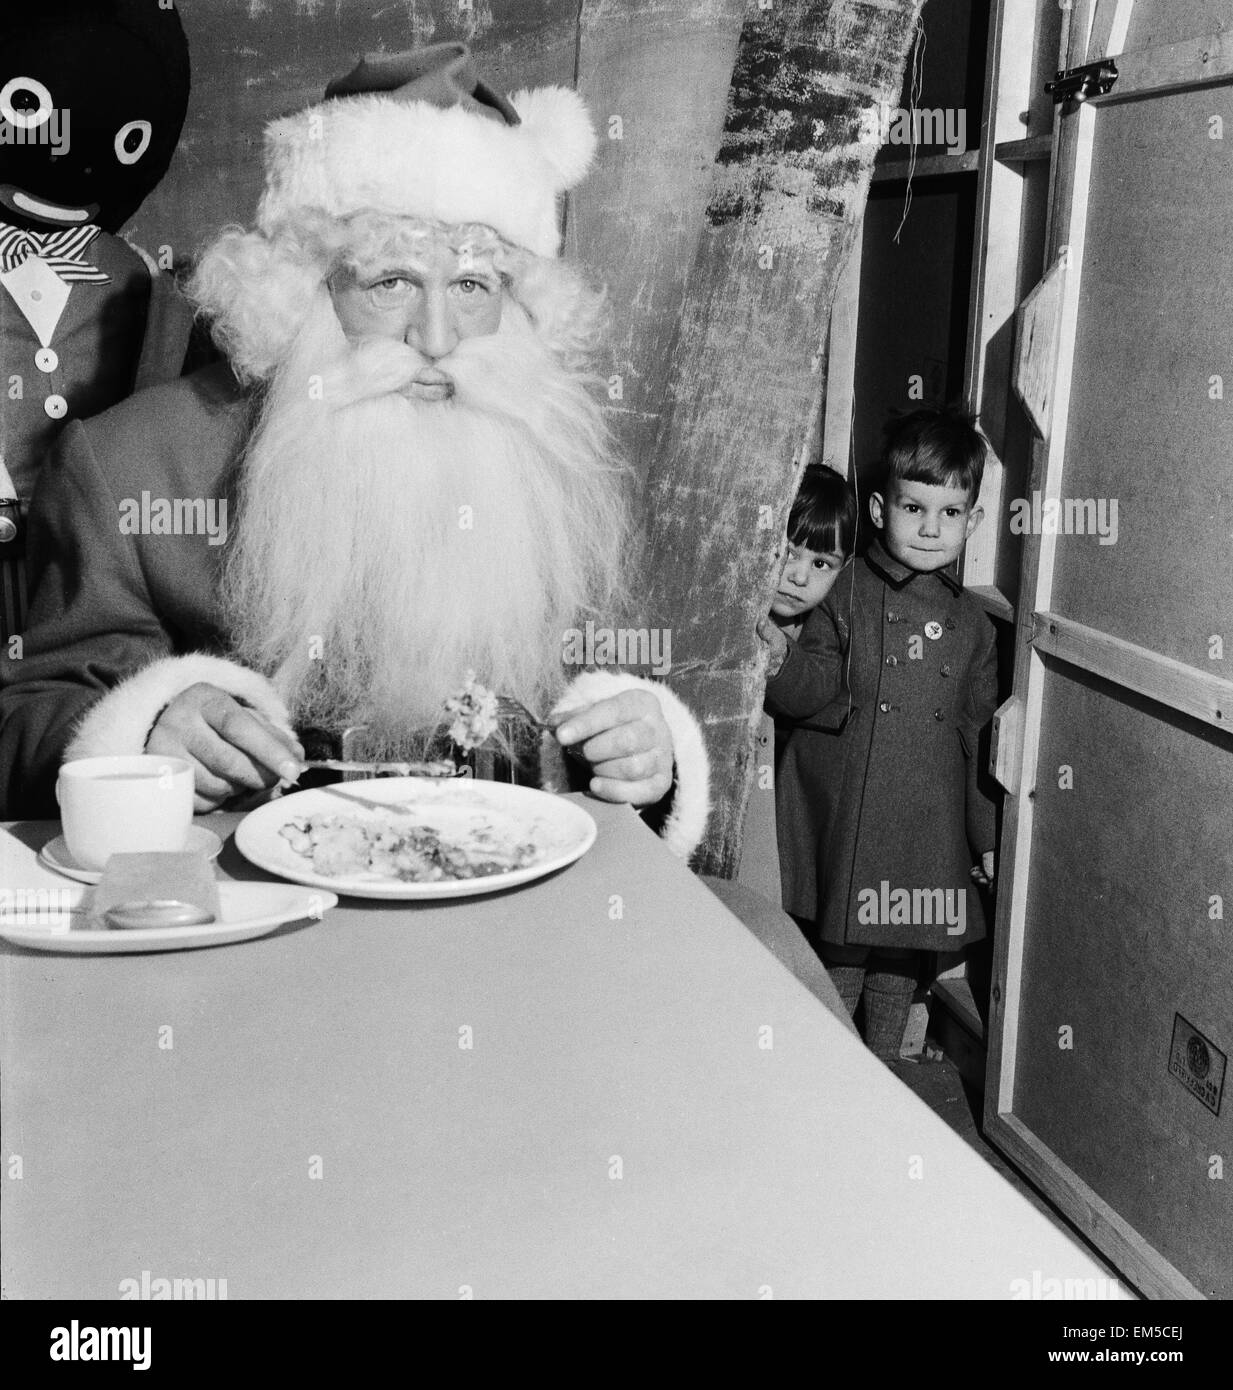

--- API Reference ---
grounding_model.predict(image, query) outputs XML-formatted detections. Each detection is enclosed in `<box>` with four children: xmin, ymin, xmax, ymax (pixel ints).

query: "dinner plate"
<box><xmin>0</xmin><ymin>883</ymin><xmax>336</xmax><ymax>954</ymax></box>
<box><xmin>234</xmin><ymin>777</ymin><xmax>598</xmax><ymax>899</ymax></box>
<box><xmin>38</xmin><ymin>826</ymin><xmax>223</xmax><ymax>885</ymax></box>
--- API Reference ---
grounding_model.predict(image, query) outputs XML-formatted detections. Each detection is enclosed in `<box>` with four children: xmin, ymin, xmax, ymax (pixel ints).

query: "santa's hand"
<box><xmin>552</xmin><ymin>689</ymin><xmax>674</xmax><ymax>807</ymax></box>
<box><xmin>146</xmin><ymin>682</ymin><xmax>305</xmax><ymax>812</ymax></box>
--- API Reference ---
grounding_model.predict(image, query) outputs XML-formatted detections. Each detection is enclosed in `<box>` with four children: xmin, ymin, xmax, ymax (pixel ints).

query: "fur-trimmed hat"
<box><xmin>256</xmin><ymin>43</ymin><xmax>596</xmax><ymax>258</ymax></box>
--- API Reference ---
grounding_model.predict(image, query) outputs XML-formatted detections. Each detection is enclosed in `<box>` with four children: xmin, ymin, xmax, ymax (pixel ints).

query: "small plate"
<box><xmin>235</xmin><ymin>777</ymin><xmax>597</xmax><ymax>900</ymax></box>
<box><xmin>0</xmin><ymin>882</ymin><xmax>336</xmax><ymax>954</ymax></box>
<box><xmin>38</xmin><ymin>826</ymin><xmax>224</xmax><ymax>885</ymax></box>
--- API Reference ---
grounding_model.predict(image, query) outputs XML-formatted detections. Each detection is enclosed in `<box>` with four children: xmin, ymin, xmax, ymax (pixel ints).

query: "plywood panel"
<box><xmin>127</xmin><ymin>0</ymin><xmax>580</xmax><ymax>260</ymax></box>
<box><xmin>1048</xmin><ymin>84</ymin><xmax>1233</xmax><ymax>671</ymax></box>
<box><xmin>1125</xmin><ymin>0</ymin><xmax>1233</xmax><ymax>52</ymax></box>
<box><xmin>1013</xmin><ymin>661</ymin><xmax>1233</xmax><ymax>1297</ymax></box>
<box><xmin>572</xmin><ymin>0</ymin><xmax>745</xmax><ymax>490</ymax></box>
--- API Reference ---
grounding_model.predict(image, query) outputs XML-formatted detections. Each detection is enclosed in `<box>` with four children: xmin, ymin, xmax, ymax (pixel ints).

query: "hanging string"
<box><xmin>892</xmin><ymin>16</ymin><xmax>926</xmax><ymax>244</ymax></box>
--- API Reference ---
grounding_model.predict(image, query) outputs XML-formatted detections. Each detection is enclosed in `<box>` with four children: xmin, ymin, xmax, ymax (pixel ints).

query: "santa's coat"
<box><xmin>0</xmin><ymin>364</ymin><xmax>709</xmax><ymax>858</ymax></box>
<box><xmin>765</xmin><ymin>539</ymin><xmax>999</xmax><ymax>952</ymax></box>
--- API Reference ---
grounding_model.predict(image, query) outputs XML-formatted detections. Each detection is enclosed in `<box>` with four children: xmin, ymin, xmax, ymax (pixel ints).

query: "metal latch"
<box><xmin>1045</xmin><ymin>59</ymin><xmax>1118</xmax><ymax>105</ymax></box>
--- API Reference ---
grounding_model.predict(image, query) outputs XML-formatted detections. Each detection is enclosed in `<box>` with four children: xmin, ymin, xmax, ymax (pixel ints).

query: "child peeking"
<box><xmin>759</xmin><ymin>409</ymin><xmax>999</xmax><ymax>1064</ymax></box>
<box><xmin>741</xmin><ymin>465</ymin><xmax>856</xmax><ymax>905</ymax></box>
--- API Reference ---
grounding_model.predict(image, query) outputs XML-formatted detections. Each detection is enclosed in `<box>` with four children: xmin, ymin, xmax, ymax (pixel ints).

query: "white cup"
<box><xmin>57</xmin><ymin>755</ymin><xmax>195</xmax><ymax>871</ymax></box>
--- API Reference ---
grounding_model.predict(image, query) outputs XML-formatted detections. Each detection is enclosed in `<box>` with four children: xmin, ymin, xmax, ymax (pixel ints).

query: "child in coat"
<box><xmin>743</xmin><ymin>464</ymin><xmax>856</xmax><ymax>906</ymax></box>
<box><xmin>761</xmin><ymin>409</ymin><xmax>999</xmax><ymax>1062</ymax></box>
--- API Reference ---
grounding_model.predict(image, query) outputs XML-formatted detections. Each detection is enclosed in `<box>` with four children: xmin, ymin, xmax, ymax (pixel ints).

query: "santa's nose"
<box><xmin>407</xmin><ymin>294</ymin><xmax>458</xmax><ymax>361</ymax></box>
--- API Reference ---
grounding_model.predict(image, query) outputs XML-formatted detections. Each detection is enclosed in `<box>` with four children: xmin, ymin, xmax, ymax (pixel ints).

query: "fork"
<box><xmin>495</xmin><ymin>696</ymin><xmax>586</xmax><ymax>761</ymax></box>
<box><xmin>494</xmin><ymin>695</ymin><xmax>555</xmax><ymax>735</ymax></box>
<box><xmin>298</xmin><ymin>758</ymin><xmax>456</xmax><ymax>777</ymax></box>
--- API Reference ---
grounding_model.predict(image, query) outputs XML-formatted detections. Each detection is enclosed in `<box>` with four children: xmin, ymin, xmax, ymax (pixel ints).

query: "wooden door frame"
<box><xmin>983</xmin><ymin>0</ymin><xmax>1233</xmax><ymax>1300</ymax></box>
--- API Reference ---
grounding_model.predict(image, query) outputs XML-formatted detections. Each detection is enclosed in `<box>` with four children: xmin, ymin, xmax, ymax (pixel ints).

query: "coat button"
<box><xmin>885</xmin><ymin>655</ymin><xmax>898</xmax><ymax>666</ymax></box>
<box><xmin>945</xmin><ymin>618</ymin><xmax>957</xmax><ymax>630</ymax></box>
<box><xmin>934</xmin><ymin>709</ymin><xmax>944</xmax><ymax>721</ymax></box>
<box><xmin>879</xmin><ymin>701</ymin><xmax>891</xmax><ymax>713</ymax></box>
<box><xmin>43</xmin><ymin>393</ymin><xmax>68</xmax><ymax>419</ymax></box>
<box><xmin>940</xmin><ymin>664</ymin><xmax>951</xmax><ymax>677</ymax></box>
<box><xmin>886</xmin><ymin>611</ymin><xmax>898</xmax><ymax>623</ymax></box>
<box><xmin>34</xmin><ymin>347</ymin><xmax>58</xmax><ymax>373</ymax></box>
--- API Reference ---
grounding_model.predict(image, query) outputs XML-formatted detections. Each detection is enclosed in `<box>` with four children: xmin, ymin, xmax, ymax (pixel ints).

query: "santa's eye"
<box><xmin>369</xmin><ymin>276</ymin><xmax>413</xmax><ymax>297</ymax></box>
<box><xmin>1</xmin><ymin>76</ymin><xmax>54</xmax><ymax>130</ymax></box>
<box><xmin>114</xmin><ymin>119</ymin><xmax>153</xmax><ymax>165</ymax></box>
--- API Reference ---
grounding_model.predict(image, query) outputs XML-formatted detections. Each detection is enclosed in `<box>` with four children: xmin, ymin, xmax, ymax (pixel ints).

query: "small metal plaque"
<box><xmin>1167</xmin><ymin>1013</ymin><xmax>1225</xmax><ymax>1117</ymax></box>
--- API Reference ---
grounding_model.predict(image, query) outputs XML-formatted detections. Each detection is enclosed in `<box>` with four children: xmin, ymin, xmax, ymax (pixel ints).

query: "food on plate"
<box><xmin>278</xmin><ymin>811</ymin><xmax>540</xmax><ymax>882</ymax></box>
<box><xmin>443</xmin><ymin>672</ymin><xmax>500</xmax><ymax>751</ymax></box>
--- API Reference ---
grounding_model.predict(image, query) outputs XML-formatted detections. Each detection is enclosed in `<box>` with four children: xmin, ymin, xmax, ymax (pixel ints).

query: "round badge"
<box><xmin>925</xmin><ymin>621</ymin><xmax>943</xmax><ymax>640</ymax></box>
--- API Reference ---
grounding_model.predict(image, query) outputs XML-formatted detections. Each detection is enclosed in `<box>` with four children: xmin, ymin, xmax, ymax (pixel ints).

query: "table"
<box><xmin>1</xmin><ymin>801</ymin><xmax>1126</xmax><ymax>1299</ymax></box>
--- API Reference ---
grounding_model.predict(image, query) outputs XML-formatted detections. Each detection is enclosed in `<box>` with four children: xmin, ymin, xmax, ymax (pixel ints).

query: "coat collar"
<box><xmin>865</xmin><ymin>535</ymin><xmax>964</xmax><ymax>595</ymax></box>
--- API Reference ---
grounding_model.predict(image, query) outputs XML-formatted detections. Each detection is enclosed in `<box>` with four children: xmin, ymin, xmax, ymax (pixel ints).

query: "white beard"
<box><xmin>221</xmin><ymin>289</ymin><xmax>627</xmax><ymax>752</ymax></box>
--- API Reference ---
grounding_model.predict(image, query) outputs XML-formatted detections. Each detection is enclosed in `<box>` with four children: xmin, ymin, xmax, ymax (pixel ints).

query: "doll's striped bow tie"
<box><xmin>0</xmin><ymin>224</ymin><xmax>109</xmax><ymax>283</ymax></box>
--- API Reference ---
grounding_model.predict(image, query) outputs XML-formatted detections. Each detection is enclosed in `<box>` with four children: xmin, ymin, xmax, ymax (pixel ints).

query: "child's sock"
<box><xmin>824</xmin><ymin>964</ymin><xmax>864</xmax><ymax>1017</ymax></box>
<box><xmin>862</xmin><ymin>958</ymin><xmax>917</xmax><ymax>1061</ymax></box>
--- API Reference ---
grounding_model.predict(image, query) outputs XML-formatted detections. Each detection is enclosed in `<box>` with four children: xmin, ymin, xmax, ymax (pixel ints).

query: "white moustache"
<box><xmin>319</xmin><ymin>320</ymin><xmax>548</xmax><ymax>420</ymax></box>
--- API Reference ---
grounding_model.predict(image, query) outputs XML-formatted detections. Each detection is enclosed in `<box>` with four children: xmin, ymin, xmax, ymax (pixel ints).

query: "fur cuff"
<box><xmin>65</xmin><ymin>655</ymin><xmax>294</xmax><ymax>761</ymax></box>
<box><xmin>541</xmin><ymin>670</ymin><xmax>711</xmax><ymax>862</ymax></box>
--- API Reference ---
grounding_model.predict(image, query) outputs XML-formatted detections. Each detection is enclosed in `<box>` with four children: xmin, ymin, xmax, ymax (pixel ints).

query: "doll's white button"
<box><xmin>35</xmin><ymin>347</ymin><xmax>58</xmax><ymax>372</ymax></box>
<box><xmin>43</xmin><ymin>393</ymin><xmax>68</xmax><ymax>419</ymax></box>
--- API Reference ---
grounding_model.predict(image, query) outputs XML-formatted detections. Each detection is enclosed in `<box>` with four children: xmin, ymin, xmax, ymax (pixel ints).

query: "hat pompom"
<box><xmin>511</xmin><ymin>86</ymin><xmax>597</xmax><ymax>189</ymax></box>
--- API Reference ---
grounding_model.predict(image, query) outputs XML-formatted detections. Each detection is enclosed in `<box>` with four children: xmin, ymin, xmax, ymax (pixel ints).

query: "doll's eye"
<box><xmin>0</xmin><ymin>76</ymin><xmax>54</xmax><ymax>130</ymax></box>
<box><xmin>114</xmin><ymin>120</ymin><xmax>153</xmax><ymax>165</ymax></box>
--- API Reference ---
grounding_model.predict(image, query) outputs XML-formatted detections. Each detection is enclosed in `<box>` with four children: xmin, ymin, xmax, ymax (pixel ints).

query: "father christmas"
<box><xmin>0</xmin><ymin>45</ymin><xmax>710</xmax><ymax>857</ymax></box>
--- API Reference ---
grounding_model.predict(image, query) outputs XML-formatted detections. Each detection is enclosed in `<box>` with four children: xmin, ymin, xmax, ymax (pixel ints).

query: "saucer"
<box><xmin>0</xmin><ymin>882</ymin><xmax>336</xmax><ymax>954</ymax></box>
<box><xmin>38</xmin><ymin>826</ymin><xmax>224</xmax><ymax>885</ymax></box>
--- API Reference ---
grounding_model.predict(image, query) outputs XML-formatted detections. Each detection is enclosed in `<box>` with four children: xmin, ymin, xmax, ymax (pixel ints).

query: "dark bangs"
<box><xmin>787</xmin><ymin>464</ymin><xmax>858</xmax><ymax>558</ymax></box>
<box><xmin>882</xmin><ymin>407</ymin><xmax>987</xmax><ymax>502</ymax></box>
